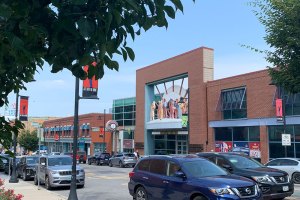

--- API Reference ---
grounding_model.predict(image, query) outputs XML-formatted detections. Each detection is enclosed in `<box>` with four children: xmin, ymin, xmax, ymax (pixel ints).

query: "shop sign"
<box><xmin>123</xmin><ymin>139</ymin><xmax>133</xmax><ymax>149</ymax></box>
<box><xmin>276</xmin><ymin>99</ymin><xmax>283</xmax><ymax>122</ymax></box>
<box><xmin>282</xmin><ymin>134</ymin><xmax>291</xmax><ymax>146</ymax></box>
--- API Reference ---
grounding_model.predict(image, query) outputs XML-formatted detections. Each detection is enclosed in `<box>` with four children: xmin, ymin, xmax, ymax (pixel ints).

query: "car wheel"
<box><xmin>88</xmin><ymin>160</ymin><xmax>91</xmax><ymax>165</ymax></box>
<box><xmin>193</xmin><ymin>195</ymin><xmax>207</xmax><ymax>200</ymax></box>
<box><xmin>96</xmin><ymin>160</ymin><xmax>100</xmax><ymax>165</ymax></box>
<box><xmin>34</xmin><ymin>175</ymin><xmax>38</xmax><ymax>185</ymax></box>
<box><xmin>109</xmin><ymin>161</ymin><xmax>112</xmax><ymax>167</ymax></box>
<box><xmin>45</xmin><ymin>176</ymin><xmax>52</xmax><ymax>190</ymax></box>
<box><xmin>77</xmin><ymin>184</ymin><xmax>84</xmax><ymax>189</ymax></box>
<box><xmin>135</xmin><ymin>187</ymin><xmax>148</xmax><ymax>200</ymax></box>
<box><xmin>119</xmin><ymin>161</ymin><xmax>124</xmax><ymax>168</ymax></box>
<box><xmin>292</xmin><ymin>172</ymin><xmax>300</xmax><ymax>184</ymax></box>
<box><xmin>23</xmin><ymin>171</ymin><xmax>27</xmax><ymax>181</ymax></box>
<box><xmin>83</xmin><ymin>161</ymin><xmax>86</xmax><ymax>164</ymax></box>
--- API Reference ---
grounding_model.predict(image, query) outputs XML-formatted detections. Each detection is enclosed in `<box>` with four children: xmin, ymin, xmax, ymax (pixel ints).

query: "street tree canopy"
<box><xmin>252</xmin><ymin>0</ymin><xmax>300</xmax><ymax>93</ymax></box>
<box><xmin>0</xmin><ymin>0</ymin><xmax>194</xmax><ymax>147</ymax></box>
<box><xmin>18</xmin><ymin>130</ymin><xmax>39</xmax><ymax>152</ymax></box>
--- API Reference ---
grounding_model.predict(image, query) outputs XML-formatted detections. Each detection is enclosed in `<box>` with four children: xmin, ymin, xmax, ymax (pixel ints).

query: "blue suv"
<box><xmin>128</xmin><ymin>155</ymin><xmax>262</xmax><ymax>200</ymax></box>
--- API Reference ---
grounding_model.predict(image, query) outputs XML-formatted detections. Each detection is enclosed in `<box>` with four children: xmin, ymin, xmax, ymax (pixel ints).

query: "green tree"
<box><xmin>18</xmin><ymin>130</ymin><xmax>39</xmax><ymax>152</ymax></box>
<box><xmin>0</xmin><ymin>0</ymin><xmax>194</xmax><ymax>147</ymax></box>
<box><xmin>252</xmin><ymin>0</ymin><xmax>300</xmax><ymax>93</ymax></box>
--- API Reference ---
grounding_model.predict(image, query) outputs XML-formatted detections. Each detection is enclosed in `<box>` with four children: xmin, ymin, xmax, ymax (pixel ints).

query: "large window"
<box><xmin>219</xmin><ymin>87</ymin><xmax>247</xmax><ymax>119</ymax></box>
<box><xmin>269</xmin><ymin>125</ymin><xmax>300</xmax><ymax>158</ymax></box>
<box><xmin>284</xmin><ymin>92</ymin><xmax>300</xmax><ymax>116</ymax></box>
<box><xmin>113</xmin><ymin>97</ymin><xmax>136</xmax><ymax>126</ymax></box>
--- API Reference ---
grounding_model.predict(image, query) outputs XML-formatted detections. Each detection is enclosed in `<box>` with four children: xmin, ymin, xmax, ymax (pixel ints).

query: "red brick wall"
<box><xmin>43</xmin><ymin>113</ymin><xmax>112</xmax><ymax>155</ymax></box>
<box><xmin>207</xmin><ymin>70</ymin><xmax>276</xmax><ymax>162</ymax></box>
<box><xmin>136</xmin><ymin>47</ymin><xmax>213</xmax><ymax>154</ymax></box>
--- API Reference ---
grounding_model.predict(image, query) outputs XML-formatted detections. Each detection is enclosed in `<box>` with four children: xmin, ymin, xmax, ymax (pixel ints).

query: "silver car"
<box><xmin>109</xmin><ymin>153</ymin><xmax>137</xmax><ymax>168</ymax></box>
<box><xmin>34</xmin><ymin>155</ymin><xmax>85</xmax><ymax>190</ymax></box>
<box><xmin>265</xmin><ymin>158</ymin><xmax>300</xmax><ymax>183</ymax></box>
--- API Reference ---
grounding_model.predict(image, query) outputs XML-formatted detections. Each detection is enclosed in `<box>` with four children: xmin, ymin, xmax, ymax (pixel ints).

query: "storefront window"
<box><xmin>269</xmin><ymin>143</ymin><xmax>295</xmax><ymax>158</ymax></box>
<box><xmin>233</xmin><ymin>127</ymin><xmax>248</xmax><ymax>141</ymax></box>
<box><xmin>249</xmin><ymin>126</ymin><xmax>260</xmax><ymax>141</ymax></box>
<box><xmin>215</xmin><ymin>127</ymin><xmax>232</xmax><ymax>141</ymax></box>
<box><xmin>295</xmin><ymin>125</ymin><xmax>300</xmax><ymax>142</ymax></box>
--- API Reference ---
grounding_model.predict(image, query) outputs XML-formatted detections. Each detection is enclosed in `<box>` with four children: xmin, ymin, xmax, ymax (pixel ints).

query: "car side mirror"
<box><xmin>174</xmin><ymin>171</ymin><xmax>186</xmax><ymax>179</ymax></box>
<box><xmin>222</xmin><ymin>164</ymin><xmax>232</xmax><ymax>171</ymax></box>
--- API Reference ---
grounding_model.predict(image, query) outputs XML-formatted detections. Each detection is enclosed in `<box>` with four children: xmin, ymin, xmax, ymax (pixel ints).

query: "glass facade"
<box><xmin>154</xmin><ymin>134</ymin><xmax>188</xmax><ymax>155</ymax></box>
<box><xmin>220</xmin><ymin>87</ymin><xmax>247</xmax><ymax>119</ymax></box>
<box><xmin>214</xmin><ymin>126</ymin><xmax>260</xmax><ymax>160</ymax></box>
<box><xmin>113</xmin><ymin>97</ymin><xmax>136</xmax><ymax>126</ymax></box>
<box><xmin>284</xmin><ymin>92</ymin><xmax>300</xmax><ymax>116</ymax></box>
<box><xmin>268</xmin><ymin>125</ymin><xmax>300</xmax><ymax>158</ymax></box>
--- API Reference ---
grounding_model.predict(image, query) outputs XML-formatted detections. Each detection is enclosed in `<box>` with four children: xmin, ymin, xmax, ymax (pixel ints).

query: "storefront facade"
<box><xmin>134</xmin><ymin>46</ymin><xmax>300</xmax><ymax>163</ymax></box>
<box><xmin>43</xmin><ymin>113</ymin><xmax>112</xmax><ymax>156</ymax></box>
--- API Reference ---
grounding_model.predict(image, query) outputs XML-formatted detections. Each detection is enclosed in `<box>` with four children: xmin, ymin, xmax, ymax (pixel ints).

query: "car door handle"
<box><xmin>142</xmin><ymin>176</ymin><xmax>149</xmax><ymax>180</ymax></box>
<box><xmin>163</xmin><ymin>180</ymin><xmax>169</xmax><ymax>184</ymax></box>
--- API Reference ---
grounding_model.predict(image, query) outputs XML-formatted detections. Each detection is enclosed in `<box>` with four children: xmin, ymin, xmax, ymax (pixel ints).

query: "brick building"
<box><xmin>43</xmin><ymin>113</ymin><xmax>112</xmax><ymax>156</ymax></box>
<box><xmin>134</xmin><ymin>47</ymin><xmax>300</xmax><ymax>163</ymax></box>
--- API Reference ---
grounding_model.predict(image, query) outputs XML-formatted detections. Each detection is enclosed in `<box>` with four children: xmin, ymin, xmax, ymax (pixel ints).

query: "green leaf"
<box><xmin>171</xmin><ymin>0</ymin><xmax>184</xmax><ymax>12</ymax></box>
<box><xmin>113</xmin><ymin>10</ymin><xmax>122</xmax><ymax>25</ymax></box>
<box><xmin>164</xmin><ymin>6</ymin><xmax>175</xmax><ymax>19</ymax></box>
<box><xmin>77</xmin><ymin>17</ymin><xmax>96</xmax><ymax>38</ymax></box>
<box><xmin>125</xmin><ymin>46</ymin><xmax>135</xmax><ymax>61</ymax></box>
<box><xmin>73</xmin><ymin>0</ymin><xmax>88</xmax><ymax>5</ymax></box>
<box><xmin>124</xmin><ymin>0</ymin><xmax>139</xmax><ymax>10</ymax></box>
<box><xmin>0</xmin><ymin>4</ymin><xmax>12</xmax><ymax>18</ymax></box>
<box><xmin>121</xmin><ymin>48</ymin><xmax>128</xmax><ymax>61</ymax></box>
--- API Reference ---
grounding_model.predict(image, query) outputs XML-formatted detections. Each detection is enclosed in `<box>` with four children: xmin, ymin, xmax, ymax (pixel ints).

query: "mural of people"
<box><xmin>174</xmin><ymin>99</ymin><xmax>179</xmax><ymax>118</ymax></box>
<box><xmin>150</xmin><ymin>101</ymin><xmax>156</xmax><ymax>120</ymax></box>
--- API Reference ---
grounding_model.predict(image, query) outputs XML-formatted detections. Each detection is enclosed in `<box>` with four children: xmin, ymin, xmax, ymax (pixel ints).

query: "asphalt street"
<box><xmin>23</xmin><ymin>164</ymin><xmax>300</xmax><ymax>200</ymax></box>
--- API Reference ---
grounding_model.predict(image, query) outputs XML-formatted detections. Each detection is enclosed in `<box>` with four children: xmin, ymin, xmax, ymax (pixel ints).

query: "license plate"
<box><xmin>283</xmin><ymin>186</ymin><xmax>289</xmax><ymax>191</ymax></box>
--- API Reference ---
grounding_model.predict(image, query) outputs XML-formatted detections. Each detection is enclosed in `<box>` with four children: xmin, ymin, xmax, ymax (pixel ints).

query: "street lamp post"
<box><xmin>9</xmin><ymin>93</ymin><xmax>19</xmax><ymax>183</ymax></box>
<box><xmin>282</xmin><ymin>95</ymin><xmax>287</xmax><ymax>157</ymax></box>
<box><xmin>68</xmin><ymin>77</ymin><xmax>80</xmax><ymax>200</ymax></box>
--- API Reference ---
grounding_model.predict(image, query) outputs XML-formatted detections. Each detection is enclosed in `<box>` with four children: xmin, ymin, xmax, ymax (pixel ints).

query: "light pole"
<box><xmin>282</xmin><ymin>95</ymin><xmax>287</xmax><ymax>157</ymax></box>
<box><xmin>9</xmin><ymin>93</ymin><xmax>19</xmax><ymax>183</ymax></box>
<box><xmin>68</xmin><ymin>77</ymin><xmax>79</xmax><ymax>200</ymax></box>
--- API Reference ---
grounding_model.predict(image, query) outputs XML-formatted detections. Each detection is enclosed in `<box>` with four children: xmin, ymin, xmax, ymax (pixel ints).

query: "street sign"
<box><xmin>282</xmin><ymin>134</ymin><xmax>291</xmax><ymax>146</ymax></box>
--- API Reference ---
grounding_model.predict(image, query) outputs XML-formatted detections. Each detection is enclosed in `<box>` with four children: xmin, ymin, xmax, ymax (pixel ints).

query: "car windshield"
<box><xmin>27</xmin><ymin>157</ymin><xmax>38</xmax><ymax>164</ymax></box>
<box><xmin>182</xmin><ymin>160</ymin><xmax>228</xmax><ymax>178</ymax></box>
<box><xmin>48</xmin><ymin>157</ymin><xmax>72</xmax><ymax>166</ymax></box>
<box><xmin>225</xmin><ymin>155</ymin><xmax>264</xmax><ymax>169</ymax></box>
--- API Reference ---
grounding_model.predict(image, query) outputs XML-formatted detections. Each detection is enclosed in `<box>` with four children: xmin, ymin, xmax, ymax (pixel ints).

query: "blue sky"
<box><xmin>2</xmin><ymin>0</ymin><xmax>270</xmax><ymax>117</ymax></box>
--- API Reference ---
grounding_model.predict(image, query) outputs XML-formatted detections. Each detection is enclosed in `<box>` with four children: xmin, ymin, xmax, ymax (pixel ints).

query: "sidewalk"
<box><xmin>0</xmin><ymin>174</ymin><xmax>66</xmax><ymax>200</ymax></box>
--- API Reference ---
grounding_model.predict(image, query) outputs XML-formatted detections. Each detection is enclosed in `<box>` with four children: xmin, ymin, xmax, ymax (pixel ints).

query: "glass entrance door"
<box><xmin>176</xmin><ymin>141</ymin><xmax>187</xmax><ymax>154</ymax></box>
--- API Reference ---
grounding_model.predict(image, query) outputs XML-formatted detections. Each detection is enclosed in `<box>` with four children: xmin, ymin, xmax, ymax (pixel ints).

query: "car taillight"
<box><xmin>129</xmin><ymin>171</ymin><xmax>135</xmax><ymax>178</ymax></box>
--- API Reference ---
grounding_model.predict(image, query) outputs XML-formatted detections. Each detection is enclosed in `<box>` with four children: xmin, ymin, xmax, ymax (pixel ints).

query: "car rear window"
<box><xmin>137</xmin><ymin>159</ymin><xmax>150</xmax><ymax>171</ymax></box>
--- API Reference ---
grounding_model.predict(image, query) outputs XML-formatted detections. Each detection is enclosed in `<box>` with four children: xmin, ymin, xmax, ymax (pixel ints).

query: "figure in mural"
<box><xmin>168</xmin><ymin>99</ymin><xmax>175</xmax><ymax>118</ymax></box>
<box><xmin>176</xmin><ymin>99</ymin><xmax>182</xmax><ymax>118</ymax></box>
<box><xmin>163</xmin><ymin>98</ymin><xmax>168</xmax><ymax>118</ymax></box>
<box><xmin>174</xmin><ymin>99</ymin><xmax>178</xmax><ymax>118</ymax></box>
<box><xmin>182</xmin><ymin>98</ymin><xmax>188</xmax><ymax>114</ymax></box>
<box><xmin>157</xmin><ymin>100</ymin><xmax>164</xmax><ymax>120</ymax></box>
<box><xmin>150</xmin><ymin>101</ymin><xmax>156</xmax><ymax>120</ymax></box>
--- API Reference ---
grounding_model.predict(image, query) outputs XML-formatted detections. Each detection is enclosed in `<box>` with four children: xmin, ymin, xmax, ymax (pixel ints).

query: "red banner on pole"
<box><xmin>276</xmin><ymin>99</ymin><xmax>283</xmax><ymax>121</ymax></box>
<box><xmin>19</xmin><ymin>96</ymin><xmax>29</xmax><ymax>121</ymax></box>
<box><xmin>82</xmin><ymin>62</ymin><xmax>98</xmax><ymax>98</ymax></box>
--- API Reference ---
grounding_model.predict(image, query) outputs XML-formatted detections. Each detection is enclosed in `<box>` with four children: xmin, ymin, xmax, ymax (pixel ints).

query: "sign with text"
<box><xmin>82</xmin><ymin>62</ymin><xmax>98</xmax><ymax>98</ymax></box>
<box><xmin>19</xmin><ymin>96</ymin><xmax>29</xmax><ymax>121</ymax></box>
<box><xmin>282</xmin><ymin>134</ymin><xmax>291</xmax><ymax>146</ymax></box>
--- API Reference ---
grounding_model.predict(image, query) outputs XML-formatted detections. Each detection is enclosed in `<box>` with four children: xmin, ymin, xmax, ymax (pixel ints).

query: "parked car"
<box><xmin>49</xmin><ymin>152</ymin><xmax>61</xmax><ymax>156</ymax></box>
<box><xmin>17</xmin><ymin>156</ymin><xmax>39</xmax><ymax>181</ymax></box>
<box><xmin>88</xmin><ymin>152</ymin><xmax>111</xmax><ymax>165</ymax></box>
<box><xmin>128</xmin><ymin>155</ymin><xmax>262</xmax><ymax>200</ymax></box>
<box><xmin>265</xmin><ymin>158</ymin><xmax>300</xmax><ymax>184</ymax></box>
<box><xmin>77</xmin><ymin>151</ymin><xmax>87</xmax><ymax>164</ymax></box>
<box><xmin>34</xmin><ymin>155</ymin><xmax>85</xmax><ymax>190</ymax></box>
<box><xmin>0</xmin><ymin>154</ymin><xmax>9</xmax><ymax>171</ymax></box>
<box><xmin>32</xmin><ymin>150</ymin><xmax>47</xmax><ymax>155</ymax></box>
<box><xmin>109</xmin><ymin>153</ymin><xmax>136</xmax><ymax>168</ymax></box>
<box><xmin>5</xmin><ymin>156</ymin><xmax>21</xmax><ymax>175</ymax></box>
<box><xmin>60</xmin><ymin>152</ymin><xmax>80</xmax><ymax>163</ymax></box>
<box><xmin>196</xmin><ymin>152</ymin><xmax>294</xmax><ymax>199</ymax></box>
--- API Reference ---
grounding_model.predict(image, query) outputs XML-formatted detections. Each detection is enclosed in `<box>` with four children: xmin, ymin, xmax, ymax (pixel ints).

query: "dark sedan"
<box><xmin>4</xmin><ymin>156</ymin><xmax>21</xmax><ymax>175</ymax></box>
<box><xmin>0</xmin><ymin>154</ymin><xmax>9</xmax><ymax>171</ymax></box>
<box><xmin>88</xmin><ymin>152</ymin><xmax>111</xmax><ymax>165</ymax></box>
<box><xmin>17</xmin><ymin>156</ymin><xmax>39</xmax><ymax>181</ymax></box>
